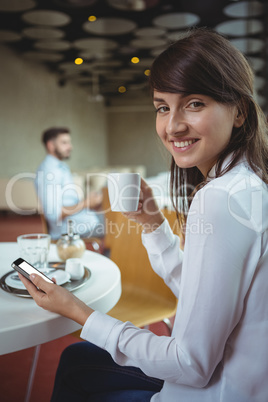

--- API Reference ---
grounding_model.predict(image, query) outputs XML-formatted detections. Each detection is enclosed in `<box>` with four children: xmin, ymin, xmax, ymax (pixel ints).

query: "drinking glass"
<box><xmin>17</xmin><ymin>233</ymin><xmax>51</xmax><ymax>270</ymax></box>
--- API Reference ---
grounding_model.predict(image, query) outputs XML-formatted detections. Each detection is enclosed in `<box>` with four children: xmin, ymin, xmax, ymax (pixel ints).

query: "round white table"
<box><xmin>0</xmin><ymin>242</ymin><xmax>121</xmax><ymax>355</ymax></box>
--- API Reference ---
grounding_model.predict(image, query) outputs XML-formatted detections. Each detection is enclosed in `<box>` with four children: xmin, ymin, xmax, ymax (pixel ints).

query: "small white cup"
<box><xmin>107</xmin><ymin>173</ymin><xmax>141</xmax><ymax>212</ymax></box>
<box><xmin>65</xmin><ymin>258</ymin><xmax>84</xmax><ymax>280</ymax></box>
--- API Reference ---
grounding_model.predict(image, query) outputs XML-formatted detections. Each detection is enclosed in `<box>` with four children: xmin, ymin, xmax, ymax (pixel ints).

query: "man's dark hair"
<box><xmin>42</xmin><ymin>127</ymin><xmax>70</xmax><ymax>146</ymax></box>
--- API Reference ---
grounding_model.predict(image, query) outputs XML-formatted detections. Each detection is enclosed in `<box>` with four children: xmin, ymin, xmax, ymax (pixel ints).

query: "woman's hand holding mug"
<box><xmin>107</xmin><ymin>173</ymin><xmax>165</xmax><ymax>233</ymax></box>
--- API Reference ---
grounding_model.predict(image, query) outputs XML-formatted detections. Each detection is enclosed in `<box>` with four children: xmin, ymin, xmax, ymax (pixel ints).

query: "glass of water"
<box><xmin>17</xmin><ymin>233</ymin><xmax>51</xmax><ymax>270</ymax></box>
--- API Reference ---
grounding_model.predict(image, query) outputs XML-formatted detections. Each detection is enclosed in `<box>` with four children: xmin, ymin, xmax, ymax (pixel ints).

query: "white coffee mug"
<box><xmin>65</xmin><ymin>258</ymin><xmax>84</xmax><ymax>280</ymax></box>
<box><xmin>107</xmin><ymin>173</ymin><xmax>141</xmax><ymax>212</ymax></box>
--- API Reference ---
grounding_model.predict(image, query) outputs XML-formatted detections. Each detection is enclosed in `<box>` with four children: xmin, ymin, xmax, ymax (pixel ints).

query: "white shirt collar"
<box><xmin>206</xmin><ymin>153</ymin><xmax>246</xmax><ymax>182</ymax></box>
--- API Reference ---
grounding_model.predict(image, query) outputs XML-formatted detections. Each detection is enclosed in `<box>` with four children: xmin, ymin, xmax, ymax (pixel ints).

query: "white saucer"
<box><xmin>6</xmin><ymin>270</ymin><xmax>71</xmax><ymax>290</ymax></box>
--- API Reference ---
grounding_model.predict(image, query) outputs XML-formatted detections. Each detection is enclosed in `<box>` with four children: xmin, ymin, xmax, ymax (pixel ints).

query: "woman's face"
<box><xmin>153</xmin><ymin>91</ymin><xmax>243</xmax><ymax>176</ymax></box>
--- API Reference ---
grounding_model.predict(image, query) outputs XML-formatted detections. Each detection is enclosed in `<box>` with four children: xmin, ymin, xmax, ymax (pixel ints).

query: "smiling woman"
<box><xmin>149</xmin><ymin>28</ymin><xmax>268</xmax><ymax>227</ymax></box>
<box><xmin>20</xmin><ymin>28</ymin><xmax>268</xmax><ymax>402</ymax></box>
<box><xmin>153</xmin><ymin>92</ymin><xmax>243</xmax><ymax>176</ymax></box>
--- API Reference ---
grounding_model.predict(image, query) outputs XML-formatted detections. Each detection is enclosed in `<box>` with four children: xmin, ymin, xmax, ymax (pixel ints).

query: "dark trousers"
<box><xmin>50</xmin><ymin>342</ymin><xmax>163</xmax><ymax>401</ymax></box>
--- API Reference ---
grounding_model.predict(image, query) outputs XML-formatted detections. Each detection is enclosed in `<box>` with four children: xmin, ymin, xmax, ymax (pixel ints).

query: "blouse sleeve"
<box><xmin>81</xmin><ymin>181</ymin><xmax>262</xmax><ymax>387</ymax></box>
<box><xmin>141</xmin><ymin>218</ymin><xmax>183</xmax><ymax>298</ymax></box>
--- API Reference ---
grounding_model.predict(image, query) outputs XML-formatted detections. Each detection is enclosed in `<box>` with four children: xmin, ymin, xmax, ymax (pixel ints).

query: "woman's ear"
<box><xmin>233</xmin><ymin>106</ymin><xmax>246</xmax><ymax>128</ymax></box>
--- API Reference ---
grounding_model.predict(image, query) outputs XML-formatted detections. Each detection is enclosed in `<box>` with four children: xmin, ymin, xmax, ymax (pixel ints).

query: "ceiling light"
<box><xmin>88</xmin><ymin>15</ymin><xmax>97</xmax><ymax>22</ymax></box>
<box><xmin>131</xmin><ymin>56</ymin><xmax>140</xmax><ymax>64</ymax></box>
<box><xmin>118</xmin><ymin>86</ymin><xmax>126</xmax><ymax>93</ymax></box>
<box><xmin>74</xmin><ymin>57</ymin><xmax>83</xmax><ymax>65</ymax></box>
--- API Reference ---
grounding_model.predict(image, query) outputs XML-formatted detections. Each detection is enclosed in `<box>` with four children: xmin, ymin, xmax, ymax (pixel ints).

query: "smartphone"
<box><xmin>11</xmin><ymin>257</ymin><xmax>54</xmax><ymax>284</ymax></box>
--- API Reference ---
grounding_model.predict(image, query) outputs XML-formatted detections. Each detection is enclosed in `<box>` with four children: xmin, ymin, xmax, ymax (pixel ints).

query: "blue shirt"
<box><xmin>35</xmin><ymin>155</ymin><xmax>104</xmax><ymax>240</ymax></box>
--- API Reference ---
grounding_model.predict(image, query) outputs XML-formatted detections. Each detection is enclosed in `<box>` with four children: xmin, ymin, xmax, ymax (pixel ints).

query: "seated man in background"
<box><xmin>35</xmin><ymin>127</ymin><xmax>104</xmax><ymax>240</ymax></box>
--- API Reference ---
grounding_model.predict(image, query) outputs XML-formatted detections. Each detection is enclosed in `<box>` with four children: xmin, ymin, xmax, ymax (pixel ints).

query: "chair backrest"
<box><xmin>39</xmin><ymin>212</ymin><xmax>59</xmax><ymax>244</ymax></box>
<box><xmin>102</xmin><ymin>186</ymin><xmax>121</xmax><ymax>251</ymax></box>
<box><xmin>109</xmin><ymin>211</ymin><xmax>180</xmax><ymax>302</ymax></box>
<box><xmin>40</xmin><ymin>212</ymin><xmax>49</xmax><ymax>234</ymax></box>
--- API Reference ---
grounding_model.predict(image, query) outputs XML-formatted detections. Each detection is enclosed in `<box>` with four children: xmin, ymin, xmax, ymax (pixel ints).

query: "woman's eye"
<box><xmin>155</xmin><ymin>106</ymin><xmax>169</xmax><ymax>113</ymax></box>
<box><xmin>189</xmin><ymin>101</ymin><xmax>204</xmax><ymax>109</ymax></box>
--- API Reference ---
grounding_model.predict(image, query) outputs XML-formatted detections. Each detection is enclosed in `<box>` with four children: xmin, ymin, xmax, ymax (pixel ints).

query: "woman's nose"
<box><xmin>166</xmin><ymin>112</ymin><xmax>188</xmax><ymax>136</ymax></box>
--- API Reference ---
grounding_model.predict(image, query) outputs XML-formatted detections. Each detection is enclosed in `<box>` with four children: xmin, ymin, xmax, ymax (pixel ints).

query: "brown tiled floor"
<box><xmin>0</xmin><ymin>213</ymin><xmax>172</xmax><ymax>401</ymax></box>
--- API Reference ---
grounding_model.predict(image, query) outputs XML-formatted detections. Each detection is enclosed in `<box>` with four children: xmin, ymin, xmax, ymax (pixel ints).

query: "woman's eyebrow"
<box><xmin>153</xmin><ymin>97</ymin><xmax>165</xmax><ymax>102</ymax></box>
<box><xmin>153</xmin><ymin>94</ymin><xmax>190</xmax><ymax>103</ymax></box>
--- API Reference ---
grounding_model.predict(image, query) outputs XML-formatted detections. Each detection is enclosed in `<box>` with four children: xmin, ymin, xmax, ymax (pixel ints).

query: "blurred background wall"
<box><xmin>0</xmin><ymin>44</ymin><xmax>168</xmax><ymax>181</ymax></box>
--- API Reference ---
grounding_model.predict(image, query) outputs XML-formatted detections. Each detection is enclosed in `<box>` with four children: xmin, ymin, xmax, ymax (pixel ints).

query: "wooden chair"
<box><xmin>39</xmin><ymin>213</ymin><xmax>56</xmax><ymax>244</ymax></box>
<box><xmin>101</xmin><ymin>186</ymin><xmax>117</xmax><ymax>252</ymax></box>
<box><xmin>107</xmin><ymin>210</ymin><xmax>180</xmax><ymax>333</ymax></box>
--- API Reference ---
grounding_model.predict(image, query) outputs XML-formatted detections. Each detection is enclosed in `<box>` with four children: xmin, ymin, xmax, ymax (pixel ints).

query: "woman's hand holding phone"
<box><xmin>19</xmin><ymin>273</ymin><xmax>93</xmax><ymax>326</ymax></box>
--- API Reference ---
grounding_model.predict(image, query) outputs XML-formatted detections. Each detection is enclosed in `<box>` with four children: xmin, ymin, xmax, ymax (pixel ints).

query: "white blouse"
<box><xmin>81</xmin><ymin>159</ymin><xmax>268</xmax><ymax>402</ymax></box>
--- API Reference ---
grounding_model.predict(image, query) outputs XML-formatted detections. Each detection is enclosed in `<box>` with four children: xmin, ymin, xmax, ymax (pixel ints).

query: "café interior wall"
<box><xmin>0</xmin><ymin>45</ymin><xmax>108</xmax><ymax>179</ymax></box>
<box><xmin>0</xmin><ymin>44</ymin><xmax>169</xmax><ymax>187</ymax></box>
<box><xmin>106</xmin><ymin>107</ymin><xmax>170</xmax><ymax>178</ymax></box>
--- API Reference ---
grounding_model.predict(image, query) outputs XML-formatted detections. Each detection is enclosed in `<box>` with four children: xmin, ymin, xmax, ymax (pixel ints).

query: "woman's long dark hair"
<box><xmin>149</xmin><ymin>28</ymin><xmax>268</xmax><ymax>231</ymax></box>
